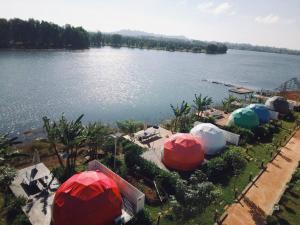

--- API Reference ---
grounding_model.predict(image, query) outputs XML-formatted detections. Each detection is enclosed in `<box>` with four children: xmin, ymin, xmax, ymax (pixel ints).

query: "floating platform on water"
<box><xmin>229</xmin><ymin>87</ymin><xmax>254</xmax><ymax>95</ymax></box>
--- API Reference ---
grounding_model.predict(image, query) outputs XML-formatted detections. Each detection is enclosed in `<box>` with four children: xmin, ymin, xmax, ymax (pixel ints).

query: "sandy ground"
<box><xmin>222</xmin><ymin>129</ymin><xmax>300</xmax><ymax>225</ymax></box>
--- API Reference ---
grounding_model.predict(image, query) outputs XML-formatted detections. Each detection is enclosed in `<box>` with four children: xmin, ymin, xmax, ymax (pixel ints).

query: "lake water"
<box><xmin>0</xmin><ymin>47</ymin><xmax>299</xmax><ymax>134</ymax></box>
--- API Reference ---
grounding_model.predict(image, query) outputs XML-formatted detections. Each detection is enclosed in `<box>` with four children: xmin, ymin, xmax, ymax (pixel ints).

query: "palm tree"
<box><xmin>43</xmin><ymin>114</ymin><xmax>85</xmax><ymax>177</ymax></box>
<box><xmin>43</xmin><ymin>117</ymin><xmax>65</xmax><ymax>168</ymax></box>
<box><xmin>56</xmin><ymin>114</ymin><xmax>85</xmax><ymax>175</ymax></box>
<box><xmin>0</xmin><ymin>135</ymin><xmax>27</xmax><ymax>166</ymax></box>
<box><xmin>170</xmin><ymin>100</ymin><xmax>191</xmax><ymax>132</ymax></box>
<box><xmin>85</xmin><ymin>122</ymin><xmax>110</xmax><ymax>160</ymax></box>
<box><xmin>222</xmin><ymin>95</ymin><xmax>237</xmax><ymax>112</ymax></box>
<box><xmin>193</xmin><ymin>94</ymin><xmax>213</xmax><ymax>118</ymax></box>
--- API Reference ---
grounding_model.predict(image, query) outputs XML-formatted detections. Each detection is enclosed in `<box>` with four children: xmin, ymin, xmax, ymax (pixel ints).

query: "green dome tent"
<box><xmin>227</xmin><ymin>108</ymin><xmax>259</xmax><ymax>129</ymax></box>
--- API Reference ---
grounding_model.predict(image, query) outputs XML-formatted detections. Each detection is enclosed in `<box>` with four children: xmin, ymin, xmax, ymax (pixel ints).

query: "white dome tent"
<box><xmin>190</xmin><ymin>123</ymin><xmax>226</xmax><ymax>155</ymax></box>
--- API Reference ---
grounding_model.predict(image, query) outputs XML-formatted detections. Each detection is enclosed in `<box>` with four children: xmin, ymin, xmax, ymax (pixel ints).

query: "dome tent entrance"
<box><xmin>53</xmin><ymin>171</ymin><xmax>122</xmax><ymax>225</ymax></box>
<box><xmin>190</xmin><ymin>123</ymin><xmax>226</xmax><ymax>155</ymax></box>
<box><xmin>162</xmin><ymin>133</ymin><xmax>204</xmax><ymax>171</ymax></box>
<box><xmin>265</xmin><ymin>96</ymin><xmax>290</xmax><ymax>114</ymax></box>
<box><xmin>246</xmin><ymin>104</ymin><xmax>271</xmax><ymax>124</ymax></box>
<box><xmin>227</xmin><ymin>108</ymin><xmax>259</xmax><ymax>129</ymax></box>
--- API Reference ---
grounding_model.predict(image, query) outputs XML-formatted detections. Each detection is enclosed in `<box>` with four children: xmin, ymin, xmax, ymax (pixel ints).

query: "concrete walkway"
<box><xmin>222</xmin><ymin>129</ymin><xmax>300</xmax><ymax>225</ymax></box>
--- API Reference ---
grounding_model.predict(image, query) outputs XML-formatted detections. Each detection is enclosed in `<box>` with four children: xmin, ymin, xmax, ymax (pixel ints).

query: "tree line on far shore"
<box><xmin>0</xmin><ymin>18</ymin><xmax>227</xmax><ymax>54</ymax></box>
<box><xmin>0</xmin><ymin>18</ymin><xmax>90</xmax><ymax>49</ymax></box>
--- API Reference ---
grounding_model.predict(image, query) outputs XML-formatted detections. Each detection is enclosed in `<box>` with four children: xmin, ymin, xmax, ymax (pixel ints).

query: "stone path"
<box><xmin>222</xmin><ymin>129</ymin><xmax>300</xmax><ymax>225</ymax></box>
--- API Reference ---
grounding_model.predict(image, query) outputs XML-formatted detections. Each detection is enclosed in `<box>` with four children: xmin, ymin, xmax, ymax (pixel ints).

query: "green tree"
<box><xmin>43</xmin><ymin>114</ymin><xmax>85</xmax><ymax>177</ymax></box>
<box><xmin>42</xmin><ymin>117</ymin><xmax>65</xmax><ymax>168</ymax></box>
<box><xmin>222</xmin><ymin>95</ymin><xmax>237</xmax><ymax>112</ymax></box>
<box><xmin>170</xmin><ymin>100</ymin><xmax>191</xmax><ymax>132</ymax></box>
<box><xmin>111</xmin><ymin>34</ymin><xmax>122</xmax><ymax>47</ymax></box>
<box><xmin>193</xmin><ymin>94</ymin><xmax>213</xmax><ymax>118</ymax></box>
<box><xmin>85</xmin><ymin>122</ymin><xmax>110</xmax><ymax>160</ymax></box>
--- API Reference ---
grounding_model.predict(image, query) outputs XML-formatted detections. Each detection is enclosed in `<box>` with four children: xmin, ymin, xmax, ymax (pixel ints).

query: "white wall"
<box><xmin>88</xmin><ymin>160</ymin><xmax>145</xmax><ymax>213</ymax></box>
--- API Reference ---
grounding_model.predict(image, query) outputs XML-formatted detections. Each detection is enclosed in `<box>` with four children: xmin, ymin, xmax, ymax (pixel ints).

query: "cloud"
<box><xmin>197</xmin><ymin>1</ymin><xmax>232</xmax><ymax>15</ymax></box>
<box><xmin>255</xmin><ymin>14</ymin><xmax>280</xmax><ymax>24</ymax></box>
<box><xmin>213</xmin><ymin>2</ymin><xmax>231</xmax><ymax>14</ymax></box>
<box><xmin>197</xmin><ymin>1</ymin><xmax>214</xmax><ymax>12</ymax></box>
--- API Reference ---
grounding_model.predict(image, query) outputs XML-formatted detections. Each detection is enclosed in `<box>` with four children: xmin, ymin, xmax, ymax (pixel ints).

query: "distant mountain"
<box><xmin>112</xmin><ymin>29</ymin><xmax>189</xmax><ymax>41</ymax></box>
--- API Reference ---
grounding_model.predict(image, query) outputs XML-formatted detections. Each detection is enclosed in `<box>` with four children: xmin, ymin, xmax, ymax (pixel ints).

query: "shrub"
<box><xmin>11</xmin><ymin>214</ymin><xmax>31</xmax><ymax>225</ymax></box>
<box><xmin>205</xmin><ymin>147</ymin><xmax>247</xmax><ymax>182</ymax></box>
<box><xmin>265</xmin><ymin>215</ymin><xmax>278</xmax><ymax>225</ymax></box>
<box><xmin>6</xmin><ymin>196</ymin><xmax>27</xmax><ymax>222</ymax></box>
<box><xmin>174</xmin><ymin>178</ymin><xmax>222</xmax><ymax>219</ymax></box>
<box><xmin>224</xmin><ymin>126</ymin><xmax>254</xmax><ymax>144</ymax></box>
<box><xmin>223</xmin><ymin>148</ymin><xmax>247</xmax><ymax>174</ymax></box>
<box><xmin>127</xmin><ymin>209</ymin><xmax>153</xmax><ymax>225</ymax></box>
<box><xmin>206</xmin><ymin>157</ymin><xmax>228</xmax><ymax>182</ymax></box>
<box><xmin>123</xmin><ymin>141</ymin><xmax>179</xmax><ymax>195</ymax></box>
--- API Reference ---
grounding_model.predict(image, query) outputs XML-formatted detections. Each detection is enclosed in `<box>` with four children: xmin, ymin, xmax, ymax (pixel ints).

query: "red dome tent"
<box><xmin>52</xmin><ymin>171</ymin><xmax>122</xmax><ymax>225</ymax></box>
<box><xmin>162</xmin><ymin>133</ymin><xmax>204</xmax><ymax>171</ymax></box>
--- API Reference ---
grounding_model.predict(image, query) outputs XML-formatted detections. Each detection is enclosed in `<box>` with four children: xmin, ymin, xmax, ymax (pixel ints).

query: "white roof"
<box><xmin>190</xmin><ymin>123</ymin><xmax>226</xmax><ymax>155</ymax></box>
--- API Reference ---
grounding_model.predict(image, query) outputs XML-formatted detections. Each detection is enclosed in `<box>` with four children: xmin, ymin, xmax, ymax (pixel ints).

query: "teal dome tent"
<box><xmin>227</xmin><ymin>108</ymin><xmax>259</xmax><ymax>129</ymax></box>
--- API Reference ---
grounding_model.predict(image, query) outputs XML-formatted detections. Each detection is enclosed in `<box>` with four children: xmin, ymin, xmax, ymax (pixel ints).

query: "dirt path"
<box><xmin>222</xmin><ymin>129</ymin><xmax>300</xmax><ymax>225</ymax></box>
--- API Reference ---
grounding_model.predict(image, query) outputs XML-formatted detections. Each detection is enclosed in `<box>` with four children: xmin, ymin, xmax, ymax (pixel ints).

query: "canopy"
<box><xmin>190</xmin><ymin>123</ymin><xmax>226</xmax><ymax>155</ymax></box>
<box><xmin>227</xmin><ymin>108</ymin><xmax>259</xmax><ymax>129</ymax></box>
<box><xmin>53</xmin><ymin>171</ymin><xmax>122</xmax><ymax>225</ymax></box>
<box><xmin>246</xmin><ymin>104</ymin><xmax>271</xmax><ymax>124</ymax></box>
<box><xmin>265</xmin><ymin>96</ymin><xmax>290</xmax><ymax>114</ymax></box>
<box><xmin>162</xmin><ymin>133</ymin><xmax>204</xmax><ymax>171</ymax></box>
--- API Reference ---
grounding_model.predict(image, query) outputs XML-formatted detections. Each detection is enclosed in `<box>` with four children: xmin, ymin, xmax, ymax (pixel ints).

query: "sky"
<box><xmin>1</xmin><ymin>0</ymin><xmax>300</xmax><ymax>50</ymax></box>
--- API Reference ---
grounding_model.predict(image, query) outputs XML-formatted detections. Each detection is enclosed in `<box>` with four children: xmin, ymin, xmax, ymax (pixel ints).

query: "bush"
<box><xmin>6</xmin><ymin>196</ymin><xmax>27</xmax><ymax>222</ymax></box>
<box><xmin>223</xmin><ymin>148</ymin><xmax>247</xmax><ymax>174</ymax></box>
<box><xmin>11</xmin><ymin>214</ymin><xmax>31</xmax><ymax>225</ymax></box>
<box><xmin>266</xmin><ymin>215</ymin><xmax>278</xmax><ymax>225</ymax></box>
<box><xmin>123</xmin><ymin>141</ymin><xmax>179</xmax><ymax>195</ymax></box>
<box><xmin>205</xmin><ymin>147</ymin><xmax>247</xmax><ymax>182</ymax></box>
<box><xmin>224</xmin><ymin>126</ymin><xmax>254</xmax><ymax>144</ymax></box>
<box><xmin>206</xmin><ymin>157</ymin><xmax>228</xmax><ymax>181</ymax></box>
<box><xmin>157</xmin><ymin>171</ymin><xmax>180</xmax><ymax>195</ymax></box>
<box><xmin>127</xmin><ymin>209</ymin><xmax>153</xmax><ymax>225</ymax></box>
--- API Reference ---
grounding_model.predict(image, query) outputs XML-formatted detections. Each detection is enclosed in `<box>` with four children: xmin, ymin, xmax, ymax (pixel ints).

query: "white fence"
<box><xmin>222</xmin><ymin>129</ymin><xmax>240</xmax><ymax>146</ymax></box>
<box><xmin>269</xmin><ymin>110</ymin><xmax>279</xmax><ymax>120</ymax></box>
<box><xmin>88</xmin><ymin>160</ymin><xmax>145</xmax><ymax>214</ymax></box>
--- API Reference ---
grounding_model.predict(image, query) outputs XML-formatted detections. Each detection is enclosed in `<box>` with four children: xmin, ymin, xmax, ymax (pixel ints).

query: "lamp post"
<box><xmin>110</xmin><ymin>132</ymin><xmax>123</xmax><ymax>171</ymax></box>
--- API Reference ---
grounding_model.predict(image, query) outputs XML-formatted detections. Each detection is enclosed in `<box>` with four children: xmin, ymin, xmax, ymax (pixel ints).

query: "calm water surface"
<box><xmin>0</xmin><ymin>47</ymin><xmax>299</xmax><ymax>134</ymax></box>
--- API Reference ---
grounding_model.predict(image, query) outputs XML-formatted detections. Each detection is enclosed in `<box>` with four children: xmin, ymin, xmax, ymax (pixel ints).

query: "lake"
<box><xmin>0</xmin><ymin>47</ymin><xmax>299</xmax><ymax>134</ymax></box>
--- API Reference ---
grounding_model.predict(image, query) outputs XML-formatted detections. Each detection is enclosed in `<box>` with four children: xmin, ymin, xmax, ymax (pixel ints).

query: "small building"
<box><xmin>162</xmin><ymin>133</ymin><xmax>204</xmax><ymax>171</ymax></box>
<box><xmin>246</xmin><ymin>104</ymin><xmax>271</xmax><ymax>124</ymax></box>
<box><xmin>227</xmin><ymin>108</ymin><xmax>259</xmax><ymax>129</ymax></box>
<box><xmin>190</xmin><ymin>123</ymin><xmax>226</xmax><ymax>155</ymax></box>
<box><xmin>52</xmin><ymin>171</ymin><xmax>123</xmax><ymax>225</ymax></box>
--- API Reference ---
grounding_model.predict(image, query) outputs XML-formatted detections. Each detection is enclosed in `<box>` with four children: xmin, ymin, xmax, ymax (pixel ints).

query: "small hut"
<box><xmin>265</xmin><ymin>96</ymin><xmax>290</xmax><ymax>114</ymax></box>
<box><xmin>52</xmin><ymin>171</ymin><xmax>122</xmax><ymax>225</ymax></box>
<box><xmin>190</xmin><ymin>123</ymin><xmax>226</xmax><ymax>155</ymax></box>
<box><xmin>162</xmin><ymin>133</ymin><xmax>204</xmax><ymax>171</ymax></box>
<box><xmin>227</xmin><ymin>108</ymin><xmax>259</xmax><ymax>129</ymax></box>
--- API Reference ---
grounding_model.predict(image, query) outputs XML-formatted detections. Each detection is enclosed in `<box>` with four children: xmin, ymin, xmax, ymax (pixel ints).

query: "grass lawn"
<box><xmin>271</xmin><ymin>167</ymin><xmax>300</xmax><ymax>225</ymax></box>
<box><xmin>0</xmin><ymin>193</ymin><xmax>5</xmax><ymax>225</ymax></box>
